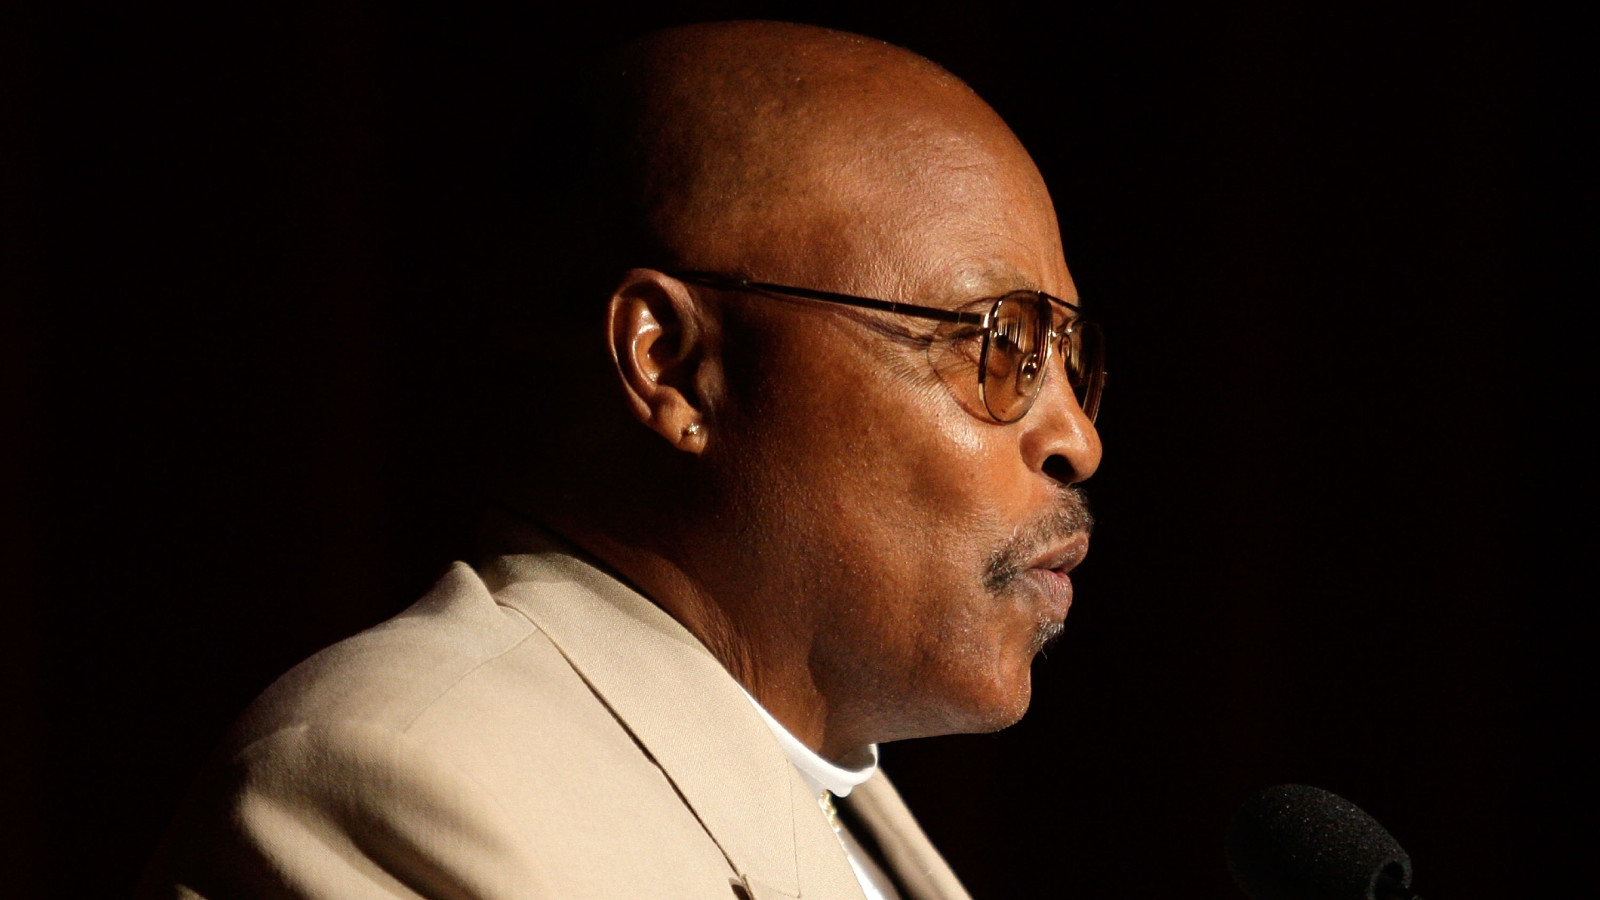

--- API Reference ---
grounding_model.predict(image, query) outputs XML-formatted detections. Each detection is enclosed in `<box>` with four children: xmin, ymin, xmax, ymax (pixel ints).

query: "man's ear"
<box><xmin>605</xmin><ymin>268</ymin><xmax>715</xmax><ymax>454</ymax></box>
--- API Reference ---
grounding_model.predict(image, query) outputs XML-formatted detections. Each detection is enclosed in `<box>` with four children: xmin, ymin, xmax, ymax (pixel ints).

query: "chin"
<box><xmin>875</xmin><ymin>630</ymin><xmax>1057</xmax><ymax>740</ymax></box>
<box><xmin>945</xmin><ymin>630</ymin><xmax>1059</xmax><ymax>735</ymax></box>
<box><xmin>951</xmin><ymin>667</ymin><xmax>1038</xmax><ymax>736</ymax></box>
<box><xmin>962</xmin><ymin>690</ymin><xmax>1034</xmax><ymax>735</ymax></box>
<box><xmin>1030</xmin><ymin>618</ymin><xmax>1066</xmax><ymax>654</ymax></box>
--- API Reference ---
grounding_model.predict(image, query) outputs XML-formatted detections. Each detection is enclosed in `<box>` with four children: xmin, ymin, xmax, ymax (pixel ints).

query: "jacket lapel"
<box><xmin>843</xmin><ymin>774</ymin><xmax>973</xmax><ymax>900</ymax></box>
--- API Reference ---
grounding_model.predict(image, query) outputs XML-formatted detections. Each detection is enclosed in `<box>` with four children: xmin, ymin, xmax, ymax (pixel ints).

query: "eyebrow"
<box><xmin>942</xmin><ymin>265</ymin><xmax>1083</xmax><ymax>315</ymax></box>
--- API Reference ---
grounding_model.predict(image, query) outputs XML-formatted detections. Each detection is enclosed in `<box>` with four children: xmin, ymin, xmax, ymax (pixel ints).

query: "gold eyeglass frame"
<box><xmin>670</xmin><ymin>270</ymin><xmax>1104</xmax><ymax>424</ymax></box>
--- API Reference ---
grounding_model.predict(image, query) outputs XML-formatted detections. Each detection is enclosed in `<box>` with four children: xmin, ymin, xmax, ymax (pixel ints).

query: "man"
<box><xmin>139</xmin><ymin>19</ymin><xmax>1102</xmax><ymax>899</ymax></box>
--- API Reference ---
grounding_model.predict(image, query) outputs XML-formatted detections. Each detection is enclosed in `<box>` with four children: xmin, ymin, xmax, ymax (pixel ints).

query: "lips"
<box><xmin>980</xmin><ymin>490</ymin><xmax>1093</xmax><ymax>595</ymax></box>
<box><xmin>1020</xmin><ymin>533</ymin><xmax>1088</xmax><ymax>619</ymax></box>
<box><xmin>1027</xmin><ymin>532</ymin><xmax>1089</xmax><ymax>575</ymax></box>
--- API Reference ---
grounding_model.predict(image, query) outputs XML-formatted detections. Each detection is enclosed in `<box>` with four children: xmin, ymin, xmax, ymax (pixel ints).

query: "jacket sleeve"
<box><xmin>140</xmin><ymin>719</ymin><xmax>547</xmax><ymax>899</ymax></box>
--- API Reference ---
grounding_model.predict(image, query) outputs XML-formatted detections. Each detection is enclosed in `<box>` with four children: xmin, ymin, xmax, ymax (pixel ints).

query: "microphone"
<box><xmin>1226</xmin><ymin>784</ymin><xmax>1421</xmax><ymax>900</ymax></box>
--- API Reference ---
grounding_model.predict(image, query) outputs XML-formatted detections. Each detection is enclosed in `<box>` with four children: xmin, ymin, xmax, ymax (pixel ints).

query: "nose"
<box><xmin>1019</xmin><ymin>364</ymin><xmax>1101</xmax><ymax>485</ymax></box>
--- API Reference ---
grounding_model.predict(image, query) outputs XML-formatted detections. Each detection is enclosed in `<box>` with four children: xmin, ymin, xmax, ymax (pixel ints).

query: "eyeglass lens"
<box><xmin>979</xmin><ymin>293</ymin><xmax>1102</xmax><ymax>424</ymax></box>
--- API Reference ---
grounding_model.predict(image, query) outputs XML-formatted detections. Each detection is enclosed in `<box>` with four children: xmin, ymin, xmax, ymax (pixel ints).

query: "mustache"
<box><xmin>982</xmin><ymin>485</ymin><xmax>1094</xmax><ymax>594</ymax></box>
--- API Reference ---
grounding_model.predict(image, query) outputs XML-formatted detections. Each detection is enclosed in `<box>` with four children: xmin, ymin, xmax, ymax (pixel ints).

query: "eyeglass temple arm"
<box><xmin>670</xmin><ymin>270</ymin><xmax>986</xmax><ymax>326</ymax></box>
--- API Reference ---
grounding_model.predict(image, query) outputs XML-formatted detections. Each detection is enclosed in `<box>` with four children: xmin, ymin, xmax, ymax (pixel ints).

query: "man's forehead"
<box><xmin>717</xmin><ymin>122</ymin><xmax>1063</xmax><ymax>286</ymax></box>
<box><xmin>947</xmin><ymin>264</ymin><xmax>1057</xmax><ymax>301</ymax></box>
<box><xmin>825</xmin><ymin>175</ymin><xmax>1073</xmax><ymax>306</ymax></box>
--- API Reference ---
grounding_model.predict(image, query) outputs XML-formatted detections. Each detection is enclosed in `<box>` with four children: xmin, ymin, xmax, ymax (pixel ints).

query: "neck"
<box><xmin>488</xmin><ymin>493</ymin><xmax>868</xmax><ymax>760</ymax></box>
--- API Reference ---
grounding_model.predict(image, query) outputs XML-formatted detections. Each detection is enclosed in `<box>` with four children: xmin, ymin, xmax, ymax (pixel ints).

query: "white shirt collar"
<box><xmin>741</xmin><ymin>689</ymin><xmax>878</xmax><ymax>798</ymax></box>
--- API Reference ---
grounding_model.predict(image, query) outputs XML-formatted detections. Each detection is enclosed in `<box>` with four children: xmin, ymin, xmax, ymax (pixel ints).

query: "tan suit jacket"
<box><xmin>140</xmin><ymin>536</ymin><xmax>971</xmax><ymax>900</ymax></box>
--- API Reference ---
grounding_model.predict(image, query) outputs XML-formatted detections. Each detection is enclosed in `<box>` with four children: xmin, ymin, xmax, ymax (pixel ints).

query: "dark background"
<box><xmin>3</xmin><ymin>3</ymin><xmax>1588</xmax><ymax>897</ymax></box>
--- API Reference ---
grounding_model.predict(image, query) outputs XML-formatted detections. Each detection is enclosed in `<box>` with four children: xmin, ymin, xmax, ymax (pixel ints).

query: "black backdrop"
<box><xmin>2</xmin><ymin>3</ymin><xmax>1588</xmax><ymax>897</ymax></box>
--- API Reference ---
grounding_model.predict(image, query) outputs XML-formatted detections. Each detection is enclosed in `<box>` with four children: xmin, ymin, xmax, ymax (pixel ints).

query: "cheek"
<box><xmin>711</xmin><ymin>314</ymin><xmax>1032</xmax><ymax>594</ymax></box>
<box><xmin>889</xmin><ymin>386</ymin><xmax>1026</xmax><ymax>540</ymax></box>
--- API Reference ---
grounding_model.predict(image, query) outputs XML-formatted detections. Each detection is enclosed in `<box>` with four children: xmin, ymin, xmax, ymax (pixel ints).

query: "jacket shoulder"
<box><xmin>144</xmin><ymin>561</ymin><xmax>744</xmax><ymax>899</ymax></box>
<box><xmin>228</xmin><ymin>562</ymin><xmax>545</xmax><ymax>746</ymax></box>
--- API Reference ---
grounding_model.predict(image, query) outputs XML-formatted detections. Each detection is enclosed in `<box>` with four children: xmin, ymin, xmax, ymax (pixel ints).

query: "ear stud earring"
<box><xmin>683</xmin><ymin>422</ymin><xmax>703</xmax><ymax>438</ymax></box>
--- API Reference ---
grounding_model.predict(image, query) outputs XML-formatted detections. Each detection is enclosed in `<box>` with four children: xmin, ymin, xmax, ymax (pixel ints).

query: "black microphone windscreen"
<box><xmin>1226</xmin><ymin>784</ymin><xmax>1414</xmax><ymax>900</ymax></box>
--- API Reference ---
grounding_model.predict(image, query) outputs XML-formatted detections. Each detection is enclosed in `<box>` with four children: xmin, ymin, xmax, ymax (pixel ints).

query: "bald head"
<box><xmin>488</xmin><ymin>20</ymin><xmax>1062</xmax><ymax>442</ymax></box>
<box><xmin>488</xmin><ymin>20</ymin><xmax>1069</xmax><ymax>463</ymax></box>
<box><xmin>583</xmin><ymin>21</ymin><xmax>1057</xmax><ymax>293</ymax></box>
<box><xmin>619</xmin><ymin>25</ymin><xmax>968</xmax><ymax>256</ymax></box>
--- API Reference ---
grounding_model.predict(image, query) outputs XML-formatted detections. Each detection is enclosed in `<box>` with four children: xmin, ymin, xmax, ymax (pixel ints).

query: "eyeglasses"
<box><xmin>670</xmin><ymin>270</ymin><xmax>1104</xmax><ymax>424</ymax></box>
